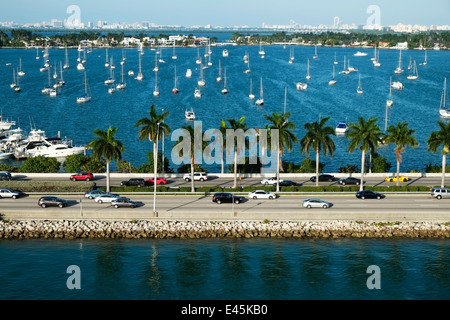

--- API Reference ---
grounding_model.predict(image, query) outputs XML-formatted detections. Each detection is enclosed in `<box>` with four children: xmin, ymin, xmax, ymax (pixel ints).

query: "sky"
<box><xmin>1</xmin><ymin>0</ymin><xmax>449</xmax><ymax>27</ymax></box>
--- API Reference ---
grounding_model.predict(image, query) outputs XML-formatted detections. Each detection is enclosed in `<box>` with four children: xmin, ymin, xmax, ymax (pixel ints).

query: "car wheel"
<box><xmin>41</xmin><ymin>204</ymin><xmax>46</xmax><ymax>208</ymax></box>
<box><xmin>307</xmin><ymin>204</ymin><xmax>311</xmax><ymax>209</ymax></box>
<box><xmin>269</xmin><ymin>196</ymin><xmax>273</xmax><ymax>200</ymax></box>
<box><xmin>264</xmin><ymin>182</ymin><xmax>268</xmax><ymax>185</ymax></box>
<box><xmin>89</xmin><ymin>196</ymin><xmax>93</xmax><ymax>200</ymax></box>
<box><xmin>361</xmin><ymin>196</ymin><xmax>365</xmax><ymax>200</ymax></box>
<box><xmin>253</xmin><ymin>196</ymin><xmax>257</xmax><ymax>200</ymax></box>
<box><xmin>114</xmin><ymin>204</ymin><xmax>119</xmax><ymax>209</ymax></box>
<box><xmin>72</xmin><ymin>178</ymin><xmax>77</xmax><ymax>181</ymax></box>
<box><xmin>377</xmin><ymin>196</ymin><xmax>381</xmax><ymax>200</ymax></box>
<box><xmin>216</xmin><ymin>200</ymin><xmax>221</xmax><ymax>204</ymax></box>
<box><xmin>98</xmin><ymin>200</ymin><xmax>103</xmax><ymax>204</ymax></box>
<box><xmin>342</xmin><ymin>182</ymin><xmax>345</xmax><ymax>185</ymax></box>
<box><xmin>329</xmin><ymin>178</ymin><xmax>333</xmax><ymax>182</ymax></box>
<box><xmin>390</xmin><ymin>179</ymin><xmax>393</xmax><ymax>182</ymax></box>
<box><xmin>356</xmin><ymin>182</ymin><xmax>359</xmax><ymax>185</ymax></box>
<box><xmin>200</xmin><ymin>178</ymin><xmax>204</xmax><ymax>182</ymax></box>
<box><xmin>86</xmin><ymin>178</ymin><xmax>90</xmax><ymax>181</ymax></box>
<box><xmin>323</xmin><ymin>204</ymin><xmax>328</xmax><ymax>208</ymax></box>
<box><xmin>437</xmin><ymin>195</ymin><xmax>442</xmax><ymax>200</ymax></box>
<box><xmin>12</xmin><ymin>195</ymin><xmax>17</xmax><ymax>199</ymax></box>
<box><xmin>234</xmin><ymin>200</ymin><xmax>240</xmax><ymax>204</ymax></box>
<box><xmin>58</xmin><ymin>203</ymin><xmax>64</xmax><ymax>208</ymax></box>
<box><xmin>185</xmin><ymin>178</ymin><xmax>190</xmax><ymax>182</ymax></box>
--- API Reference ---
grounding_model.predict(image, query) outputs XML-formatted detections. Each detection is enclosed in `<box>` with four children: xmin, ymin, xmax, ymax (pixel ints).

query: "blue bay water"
<box><xmin>1</xmin><ymin>41</ymin><xmax>450</xmax><ymax>172</ymax></box>
<box><xmin>0</xmin><ymin>237</ymin><xmax>448</xmax><ymax>300</ymax></box>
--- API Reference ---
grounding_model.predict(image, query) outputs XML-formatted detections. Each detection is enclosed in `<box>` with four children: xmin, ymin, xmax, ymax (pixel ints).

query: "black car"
<box><xmin>355</xmin><ymin>190</ymin><xmax>386</xmax><ymax>200</ymax></box>
<box><xmin>338</xmin><ymin>177</ymin><xmax>361</xmax><ymax>185</ymax></box>
<box><xmin>111</xmin><ymin>198</ymin><xmax>138</xmax><ymax>208</ymax></box>
<box><xmin>120</xmin><ymin>178</ymin><xmax>145</xmax><ymax>187</ymax></box>
<box><xmin>38</xmin><ymin>196</ymin><xmax>68</xmax><ymax>208</ymax></box>
<box><xmin>212</xmin><ymin>193</ymin><xmax>244</xmax><ymax>204</ymax></box>
<box><xmin>0</xmin><ymin>172</ymin><xmax>12</xmax><ymax>181</ymax></box>
<box><xmin>275</xmin><ymin>180</ymin><xmax>301</xmax><ymax>187</ymax></box>
<box><xmin>310</xmin><ymin>174</ymin><xmax>336</xmax><ymax>182</ymax></box>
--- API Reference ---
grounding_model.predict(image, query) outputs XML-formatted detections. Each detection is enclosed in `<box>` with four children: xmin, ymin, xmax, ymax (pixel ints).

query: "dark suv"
<box><xmin>0</xmin><ymin>172</ymin><xmax>12</xmax><ymax>181</ymax></box>
<box><xmin>212</xmin><ymin>192</ymin><xmax>244</xmax><ymax>204</ymax></box>
<box><xmin>120</xmin><ymin>178</ymin><xmax>145</xmax><ymax>187</ymax></box>
<box><xmin>38</xmin><ymin>196</ymin><xmax>68</xmax><ymax>208</ymax></box>
<box><xmin>310</xmin><ymin>174</ymin><xmax>336</xmax><ymax>182</ymax></box>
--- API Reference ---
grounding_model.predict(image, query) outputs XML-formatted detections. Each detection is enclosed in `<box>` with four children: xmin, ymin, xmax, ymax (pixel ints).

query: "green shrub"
<box><xmin>19</xmin><ymin>156</ymin><xmax>60</xmax><ymax>173</ymax></box>
<box><xmin>0</xmin><ymin>181</ymin><xmax>96</xmax><ymax>192</ymax></box>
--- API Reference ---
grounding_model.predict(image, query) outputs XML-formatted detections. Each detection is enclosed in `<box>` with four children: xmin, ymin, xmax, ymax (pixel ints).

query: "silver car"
<box><xmin>94</xmin><ymin>193</ymin><xmax>122</xmax><ymax>204</ymax></box>
<box><xmin>431</xmin><ymin>188</ymin><xmax>450</xmax><ymax>199</ymax></box>
<box><xmin>302</xmin><ymin>198</ymin><xmax>333</xmax><ymax>209</ymax></box>
<box><xmin>0</xmin><ymin>188</ymin><xmax>22</xmax><ymax>199</ymax></box>
<box><xmin>248</xmin><ymin>190</ymin><xmax>277</xmax><ymax>200</ymax></box>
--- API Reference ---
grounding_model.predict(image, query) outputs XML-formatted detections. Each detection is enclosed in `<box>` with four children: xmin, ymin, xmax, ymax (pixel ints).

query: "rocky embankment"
<box><xmin>0</xmin><ymin>220</ymin><xmax>449</xmax><ymax>239</ymax></box>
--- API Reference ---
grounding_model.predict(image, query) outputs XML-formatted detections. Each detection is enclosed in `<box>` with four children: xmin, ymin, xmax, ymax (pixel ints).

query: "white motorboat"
<box><xmin>0</xmin><ymin>116</ymin><xmax>16</xmax><ymax>131</ymax></box>
<box><xmin>194</xmin><ymin>88</ymin><xmax>201</xmax><ymax>98</ymax></box>
<box><xmin>391</xmin><ymin>81</ymin><xmax>404</xmax><ymax>90</ymax></box>
<box><xmin>25</xmin><ymin>139</ymin><xmax>85</xmax><ymax>158</ymax></box>
<box><xmin>185</xmin><ymin>108</ymin><xmax>196</xmax><ymax>121</ymax></box>
<box><xmin>222</xmin><ymin>49</ymin><xmax>229</xmax><ymax>57</ymax></box>
<box><xmin>0</xmin><ymin>151</ymin><xmax>13</xmax><ymax>160</ymax></box>
<box><xmin>335</xmin><ymin>121</ymin><xmax>348</xmax><ymax>134</ymax></box>
<box><xmin>354</xmin><ymin>51</ymin><xmax>368</xmax><ymax>57</ymax></box>
<box><xmin>296</xmin><ymin>82</ymin><xmax>307</xmax><ymax>90</ymax></box>
<box><xmin>186</xmin><ymin>69</ymin><xmax>192</xmax><ymax>78</ymax></box>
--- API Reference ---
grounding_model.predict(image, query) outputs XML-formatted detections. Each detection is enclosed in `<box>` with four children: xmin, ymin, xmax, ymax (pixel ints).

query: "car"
<box><xmin>84</xmin><ymin>190</ymin><xmax>108</xmax><ymax>199</ymax></box>
<box><xmin>38</xmin><ymin>196</ymin><xmax>68</xmax><ymax>208</ymax></box>
<box><xmin>260</xmin><ymin>177</ymin><xmax>283</xmax><ymax>185</ymax></box>
<box><xmin>0</xmin><ymin>171</ymin><xmax>12</xmax><ymax>181</ymax></box>
<box><xmin>337</xmin><ymin>177</ymin><xmax>361</xmax><ymax>185</ymax></box>
<box><xmin>212</xmin><ymin>192</ymin><xmax>244</xmax><ymax>204</ymax></box>
<box><xmin>70</xmin><ymin>172</ymin><xmax>94</xmax><ymax>181</ymax></box>
<box><xmin>431</xmin><ymin>187</ymin><xmax>450</xmax><ymax>200</ymax></box>
<box><xmin>384</xmin><ymin>175</ymin><xmax>410</xmax><ymax>182</ymax></box>
<box><xmin>120</xmin><ymin>178</ymin><xmax>145</xmax><ymax>187</ymax></box>
<box><xmin>111</xmin><ymin>198</ymin><xmax>138</xmax><ymax>208</ymax></box>
<box><xmin>274</xmin><ymin>180</ymin><xmax>300</xmax><ymax>187</ymax></box>
<box><xmin>310</xmin><ymin>174</ymin><xmax>336</xmax><ymax>182</ymax></box>
<box><xmin>94</xmin><ymin>193</ymin><xmax>122</xmax><ymax>204</ymax></box>
<box><xmin>183</xmin><ymin>172</ymin><xmax>208</xmax><ymax>182</ymax></box>
<box><xmin>145</xmin><ymin>177</ymin><xmax>167</xmax><ymax>185</ymax></box>
<box><xmin>356</xmin><ymin>190</ymin><xmax>386</xmax><ymax>200</ymax></box>
<box><xmin>0</xmin><ymin>188</ymin><xmax>23</xmax><ymax>199</ymax></box>
<box><xmin>248</xmin><ymin>190</ymin><xmax>277</xmax><ymax>200</ymax></box>
<box><xmin>302</xmin><ymin>198</ymin><xmax>333</xmax><ymax>209</ymax></box>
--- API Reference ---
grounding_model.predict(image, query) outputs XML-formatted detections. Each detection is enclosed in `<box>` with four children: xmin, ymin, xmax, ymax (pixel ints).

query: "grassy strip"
<box><xmin>0</xmin><ymin>181</ymin><xmax>96</xmax><ymax>193</ymax></box>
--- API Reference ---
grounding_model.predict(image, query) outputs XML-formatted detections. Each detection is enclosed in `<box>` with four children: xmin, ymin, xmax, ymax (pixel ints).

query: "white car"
<box><xmin>183</xmin><ymin>172</ymin><xmax>208</xmax><ymax>181</ymax></box>
<box><xmin>94</xmin><ymin>194</ymin><xmax>122</xmax><ymax>204</ymax></box>
<box><xmin>0</xmin><ymin>188</ymin><xmax>22</xmax><ymax>199</ymax></box>
<box><xmin>260</xmin><ymin>177</ymin><xmax>283</xmax><ymax>185</ymax></box>
<box><xmin>248</xmin><ymin>190</ymin><xmax>277</xmax><ymax>200</ymax></box>
<box><xmin>302</xmin><ymin>198</ymin><xmax>333</xmax><ymax>209</ymax></box>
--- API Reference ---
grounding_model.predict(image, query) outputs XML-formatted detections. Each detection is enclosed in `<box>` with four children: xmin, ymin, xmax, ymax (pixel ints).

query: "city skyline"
<box><xmin>1</xmin><ymin>0</ymin><xmax>449</xmax><ymax>29</ymax></box>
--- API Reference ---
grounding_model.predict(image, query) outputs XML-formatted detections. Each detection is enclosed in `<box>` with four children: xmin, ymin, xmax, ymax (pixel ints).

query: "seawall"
<box><xmin>1</xmin><ymin>220</ymin><xmax>449</xmax><ymax>239</ymax></box>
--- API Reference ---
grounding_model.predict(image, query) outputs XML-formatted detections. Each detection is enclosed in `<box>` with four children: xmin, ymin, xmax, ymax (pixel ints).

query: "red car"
<box><xmin>70</xmin><ymin>172</ymin><xmax>94</xmax><ymax>181</ymax></box>
<box><xmin>145</xmin><ymin>177</ymin><xmax>167</xmax><ymax>185</ymax></box>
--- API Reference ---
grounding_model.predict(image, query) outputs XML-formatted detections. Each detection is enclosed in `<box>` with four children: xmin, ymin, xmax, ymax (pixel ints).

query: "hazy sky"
<box><xmin>1</xmin><ymin>0</ymin><xmax>449</xmax><ymax>27</ymax></box>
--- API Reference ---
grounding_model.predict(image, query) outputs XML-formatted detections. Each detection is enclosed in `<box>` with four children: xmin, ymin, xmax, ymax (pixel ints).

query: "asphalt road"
<box><xmin>1</xmin><ymin>194</ymin><xmax>449</xmax><ymax>222</ymax></box>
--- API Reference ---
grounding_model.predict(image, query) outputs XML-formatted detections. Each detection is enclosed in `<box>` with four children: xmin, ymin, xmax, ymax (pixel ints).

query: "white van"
<box><xmin>183</xmin><ymin>172</ymin><xmax>208</xmax><ymax>182</ymax></box>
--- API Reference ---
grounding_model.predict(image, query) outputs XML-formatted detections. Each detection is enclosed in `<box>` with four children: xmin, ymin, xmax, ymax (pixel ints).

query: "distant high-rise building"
<box><xmin>333</xmin><ymin>16</ymin><xmax>340</xmax><ymax>29</ymax></box>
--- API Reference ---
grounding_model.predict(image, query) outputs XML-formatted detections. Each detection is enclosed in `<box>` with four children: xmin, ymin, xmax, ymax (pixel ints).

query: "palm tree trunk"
<box><xmin>360</xmin><ymin>150</ymin><xmax>365</xmax><ymax>191</ymax></box>
<box><xmin>233</xmin><ymin>146</ymin><xmax>238</xmax><ymax>188</ymax></box>
<box><xmin>221</xmin><ymin>151</ymin><xmax>224</xmax><ymax>174</ymax></box>
<box><xmin>369</xmin><ymin>150</ymin><xmax>372</xmax><ymax>173</ymax></box>
<box><xmin>441</xmin><ymin>153</ymin><xmax>447</xmax><ymax>188</ymax></box>
<box><xmin>276</xmin><ymin>149</ymin><xmax>281</xmax><ymax>192</ymax></box>
<box><xmin>153</xmin><ymin>140</ymin><xmax>158</xmax><ymax>213</ymax></box>
<box><xmin>106</xmin><ymin>161</ymin><xmax>110</xmax><ymax>193</ymax></box>
<box><xmin>315</xmin><ymin>149</ymin><xmax>320</xmax><ymax>187</ymax></box>
<box><xmin>190</xmin><ymin>160</ymin><xmax>195</xmax><ymax>192</ymax></box>
<box><xmin>396</xmin><ymin>159</ymin><xmax>400</xmax><ymax>187</ymax></box>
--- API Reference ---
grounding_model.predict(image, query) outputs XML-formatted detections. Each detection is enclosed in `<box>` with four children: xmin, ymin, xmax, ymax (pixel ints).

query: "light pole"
<box><xmin>153</xmin><ymin>122</ymin><xmax>160</xmax><ymax>215</ymax></box>
<box><xmin>161</xmin><ymin>108</ymin><xmax>165</xmax><ymax>175</ymax></box>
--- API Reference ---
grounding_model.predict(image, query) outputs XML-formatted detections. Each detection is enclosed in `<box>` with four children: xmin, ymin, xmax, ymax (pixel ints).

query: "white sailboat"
<box><xmin>196</xmin><ymin>47</ymin><xmax>202</xmax><ymax>65</ymax></box>
<box><xmin>305</xmin><ymin>58</ymin><xmax>311</xmax><ymax>80</ymax></box>
<box><xmin>313</xmin><ymin>46</ymin><xmax>318</xmax><ymax>59</ymax></box>
<box><xmin>18</xmin><ymin>58</ymin><xmax>25</xmax><ymax>76</ymax></box>
<box><xmin>14</xmin><ymin>69</ymin><xmax>21</xmax><ymax>92</ymax></box>
<box><xmin>216</xmin><ymin>60</ymin><xmax>222</xmax><ymax>82</ymax></box>
<box><xmin>104</xmin><ymin>65</ymin><xmax>115</xmax><ymax>85</ymax></box>
<box><xmin>340</xmin><ymin>56</ymin><xmax>350</xmax><ymax>75</ymax></box>
<box><xmin>391</xmin><ymin>80</ymin><xmax>404</xmax><ymax>90</ymax></box>
<box><xmin>41</xmin><ymin>68</ymin><xmax>52</xmax><ymax>94</ymax></box>
<box><xmin>386</xmin><ymin>77</ymin><xmax>394</xmax><ymax>107</ymax></box>
<box><xmin>135</xmin><ymin>53</ymin><xmax>143</xmax><ymax>81</ymax></box>
<box><xmin>63</xmin><ymin>46</ymin><xmax>70</xmax><ymax>69</ymax></box>
<box><xmin>259</xmin><ymin>41</ymin><xmax>265</xmax><ymax>56</ymax></box>
<box><xmin>249</xmin><ymin>78</ymin><xmax>255</xmax><ymax>100</ymax></box>
<box><xmin>439</xmin><ymin>78</ymin><xmax>449</xmax><ymax>118</ymax></box>
<box><xmin>172</xmin><ymin>42</ymin><xmax>177</xmax><ymax>60</ymax></box>
<box><xmin>53</xmin><ymin>61</ymin><xmax>58</xmax><ymax>79</ymax></box>
<box><xmin>255</xmin><ymin>77</ymin><xmax>264</xmax><ymax>106</ymax></box>
<box><xmin>153</xmin><ymin>53</ymin><xmax>159</xmax><ymax>72</ymax></box>
<box><xmin>54</xmin><ymin>62</ymin><xmax>65</xmax><ymax>88</ymax></box>
<box><xmin>329</xmin><ymin>65</ymin><xmax>337</xmax><ymax>85</ymax></box>
<box><xmin>10</xmin><ymin>68</ymin><xmax>17</xmax><ymax>89</ymax></box>
<box><xmin>289</xmin><ymin>47</ymin><xmax>294</xmax><ymax>64</ymax></box>
<box><xmin>243</xmin><ymin>56</ymin><xmax>251</xmax><ymax>73</ymax></box>
<box><xmin>36</xmin><ymin>47</ymin><xmax>40</xmax><ymax>60</ymax></box>
<box><xmin>408</xmin><ymin>56</ymin><xmax>412</xmax><ymax>70</ymax></box>
<box><xmin>77</xmin><ymin>72</ymin><xmax>91</xmax><ymax>103</ymax></box>
<box><xmin>357</xmin><ymin>74</ymin><xmax>363</xmax><ymax>94</ymax></box>
<box><xmin>407</xmin><ymin>60</ymin><xmax>419</xmax><ymax>80</ymax></box>
<box><xmin>172</xmin><ymin>65</ymin><xmax>179</xmax><ymax>94</ymax></box>
<box><xmin>334</xmin><ymin>52</ymin><xmax>338</xmax><ymax>65</ymax></box>
<box><xmin>394</xmin><ymin>49</ymin><xmax>404</xmax><ymax>74</ymax></box>
<box><xmin>158</xmin><ymin>48</ymin><xmax>166</xmax><ymax>63</ymax></box>
<box><xmin>153</xmin><ymin>70</ymin><xmax>159</xmax><ymax>97</ymax></box>
<box><xmin>105</xmin><ymin>48</ymin><xmax>110</xmax><ymax>68</ymax></box>
<box><xmin>423</xmin><ymin>49</ymin><xmax>428</xmax><ymax>66</ymax></box>
<box><xmin>116</xmin><ymin>63</ymin><xmax>127</xmax><ymax>90</ymax></box>
<box><xmin>373</xmin><ymin>49</ymin><xmax>381</xmax><ymax>67</ymax></box>
<box><xmin>198</xmin><ymin>66</ymin><xmax>205</xmax><ymax>87</ymax></box>
<box><xmin>221</xmin><ymin>67</ymin><xmax>228</xmax><ymax>94</ymax></box>
<box><xmin>110</xmin><ymin>56</ymin><xmax>115</xmax><ymax>70</ymax></box>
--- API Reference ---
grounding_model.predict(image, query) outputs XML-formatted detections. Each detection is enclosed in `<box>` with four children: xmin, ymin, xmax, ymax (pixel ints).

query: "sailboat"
<box><xmin>243</xmin><ymin>56</ymin><xmax>251</xmax><ymax>73</ymax></box>
<box><xmin>81</xmin><ymin>49</ymin><xmax>87</xmax><ymax>64</ymax></box>
<box><xmin>194</xmin><ymin>88</ymin><xmax>201</xmax><ymax>98</ymax></box>
<box><xmin>373</xmin><ymin>49</ymin><xmax>381</xmax><ymax>67</ymax></box>
<box><xmin>104</xmin><ymin>65</ymin><xmax>115</xmax><ymax>85</ymax></box>
<box><xmin>18</xmin><ymin>58</ymin><xmax>25</xmax><ymax>76</ymax></box>
<box><xmin>221</xmin><ymin>67</ymin><xmax>228</xmax><ymax>94</ymax></box>
<box><xmin>77</xmin><ymin>51</ymin><xmax>85</xmax><ymax>71</ymax></box>
<box><xmin>340</xmin><ymin>56</ymin><xmax>350</xmax><ymax>75</ymax></box>
<box><xmin>36</xmin><ymin>48</ymin><xmax>40</xmax><ymax>60</ymax></box>
<box><xmin>196</xmin><ymin>47</ymin><xmax>202</xmax><ymax>65</ymax></box>
<box><xmin>172</xmin><ymin>66</ymin><xmax>179</xmax><ymax>94</ymax></box>
<box><xmin>10</xmin><ymin>68</ymin><xmax>17</xmax><ymax>89</ymax></box>
<box><xmin>423</xmin><ymin>49</ymin><xmax>428</xmax><ymax>66</ymax></box>
<box><xmin>198</xmin><ymin>66</ymin><xmax>205</xmax><ymax>87</ymax></box>
<box><xmin>329</xmin><ymin>65</ymin><xmax>337</xmax><ymax>85</ymax></box>
<box><xmin>394</xmin><ymin>49</ymin><xmax>404</xmax><ymax>74</ymax></box>
<box><xmin>408</xmin><ymin>56</ymin><xmax>412</xmax><ymax>70</ymax></box>
<box><xmin>135</xmin><ymin>53</ymin><xmax>143</xmax><ymax>81</ymax></box>
<box><xmin>439</xmin><ymin>78</ymin><xmax>449</xmax><ymax>118</ymax></box>
<box><xmin>105</xmin><ymin>48</ymin><xmax>110</xmax><ymax>68</ymax></box>
<box><xmin>42</xmin><ymin>68</ymin><xmax>52</xmax><ymax>94</ymax></box>
<box><xmin>54</xmin><ymin>62</ymin><xmax>65</xmax><ymax>88</ymax></box>
<box><xmin>153</xmin><ymin>53</ymin><xmax>159</xmax><ymax>72</ymax></box>
<box><xmin>313</xmin><ymin>46</ymin><xmax>318</xmax><ymax>59</ymax></box>
<box><xmin>63</xmin><ymin>46</ymin><xmax>70</xmax><ymax>69</ymax></box>
<box><xmin>110</xmin><ymin>56</ymin><xmax>115</xmax><ymax>70</ymax></box>
<box><xmin>259</xmin><ymin>41</ymin><xmax>265</xmax><ymax>56</ymax></box>
<box><xmin>289</xmin><ymin>47</ymin><xmax>294</xmax><ymax>64</ymax></box>
<box><xmin>305</xmin><ymin>58</ymin><xmax>311</xmax><ymax>80</ymax></box>
<box><xmin>386</xmin><ymin>77</ymin><xmax>394</xmax><ymax>107</ymax></box>
<box><xmin>255</xmin><ymin>77</ymin><xmax>264</xmax><ymax>106</ymax></box>
<box><xmin>172</xmin><ymin>42</ymin><xmax>177</xmax><ymax>60</ymax></box>
<box><xmin>334</xmin><ymin>52</ymin><xmax>338</xmax><ymax>65</ymax></box>
<box><xmin>14</xmin><ymin>73</ymin><xmax>21</xmax><ymax>92</ymax></box>
<box><xmin>407</xmin><ymin>60</ymin><xmax>419</xmax><ymax>80</ymax></box>
<box><xmin>357</xmin><ymin>74</ymin><xmax>363</xmax><ymax>94</ymax></box>
<box><xmin>153</xmin><ymin>70</ymin><xmax>159</xmax><ymax>97</ymax></box>
<box><xmin>116</xmin><ymin>63</ymin><xmax>127</xmax><ymax>89</ymax></box>
<box><xmin>158</xmin><ymin>48</ymin><xmax>166</xmax><ymax>63</ymax></box>
<box><xmin>216</xmin><ymin>60</ymin><xmax>222</xmax><ymax>82</ymax></box>
<box><xmin>249</xmin><ymin>78</ymin><xmax>255</xmax><ymax>99</ymax></box>
<box><xmin>77</xmin><ymin>72</ymin><xmax>91</xmax><ymax>103</ymax></box>
<box><xmin>53</xmin><ymin>62</ymin><xmax>58</xmax><ymax>79</ymax></box>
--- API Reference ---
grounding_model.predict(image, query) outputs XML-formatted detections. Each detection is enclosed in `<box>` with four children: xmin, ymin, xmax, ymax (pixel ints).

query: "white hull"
<box><xmin>439</xmin><ymin>109</ymin><xmax>450</xmax><ymax>118</ymax></box>
<box><xmin>28</xmin><ymin>145</ymin><xmax>85</xmax><ymax>158</ymax></box>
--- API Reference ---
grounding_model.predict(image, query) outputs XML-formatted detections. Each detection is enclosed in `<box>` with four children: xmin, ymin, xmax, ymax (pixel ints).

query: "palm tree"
<box><xmin>427</xmin><ymin>120</ymin><xmax>450</xmax><ymax>188</ymax></box>
<box><xmin>173</xmin><ymin>125</ymin><xmax>207</xmax><ymax>192</ymax></box>
<box><xmin>347</xmin><ymin>117</ymin><xmax>384</xmax><ymax>191</ymax></box>
<box><xmin>300</xmin><ymin>116</ymin><xmax>335</xmax><ymax>187</ymax></box>
<box><xmin>224</xmin><ymin>117</ymin><xmax>247</xmax><ymax>188</ymax></box>
<box><xmin>87</xmin><ymin>127</ymin><xmax>124</xmax><ymax>193</ymax></box>
<box><xmin>384</xmin><ymin>122</ymin><xmax>418</xmax><ymax>186</ymax></box>
<box><xmin>219</xmin><ymin>120</ymin><xmax>228</xmax><ymax>174</ymax></box>
<box><xmin>265</xmin><ymin>112</ymin><xmax>298</xmax><ymax>192</ymax></box>
<box><xmin>135</xmin><ymin>105</ymin><xmax>170</xmax><ymax>197</ymax></box>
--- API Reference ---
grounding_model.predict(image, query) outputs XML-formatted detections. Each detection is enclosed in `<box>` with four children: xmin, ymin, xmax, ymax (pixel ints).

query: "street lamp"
<box><xmin>161</xmin><ymin>108</ymin><xmax>165</xmax><ymax>175</ymax></box>
<box><xmin>154</xmin><ymin>122</ymin><xmax>160</xmax><ymax>215</ymax></box>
